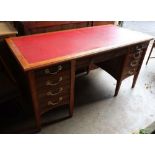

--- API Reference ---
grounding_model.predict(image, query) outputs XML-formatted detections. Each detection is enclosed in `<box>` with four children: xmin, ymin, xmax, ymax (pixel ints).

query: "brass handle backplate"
<box><xmin>47</xmin><ymin>97</ymin><xmax>63</xmax><ymax>106</ymax></box>
<box><xmin>46</xmin><ymin>77</ymin><xmax>63</xmax><ymax>86</ymax></box>
<box><xmin>46</xmin><ymin>87</ymin><xmax>63</xmax><ymax>96</ymax></box>
<box><xmin>44</xmin><ymin>65</ymin><xmax>63</xmax><ymax>75</ymax></box>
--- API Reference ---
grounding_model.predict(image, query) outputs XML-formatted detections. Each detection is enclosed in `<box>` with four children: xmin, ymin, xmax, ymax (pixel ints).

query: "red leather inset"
<box><xmin>11</xmin><ymin>25</ymin><xmax>151</xmax><ymax>64</ymax></box>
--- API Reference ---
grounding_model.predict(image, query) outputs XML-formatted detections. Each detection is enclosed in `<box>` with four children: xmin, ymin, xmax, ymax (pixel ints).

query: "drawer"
<box><xmin>121</xmin><ymin>44</ymin><xmax>147</xmax><ymax>79</ymax></box>
<box><xmin>122</xmin><ymin>58</ymin><xmax>140</xmax><ymax>78</ymax></box>
<box><xmin>123</xmin><ymin>43</ymin><xmax>146</xmax><ymax>70</ymax></box>
<box><xmin>129</xmin><ymin>51</ymin><xmax>143</xmax><ymax>60</ymax></box>
<box><xmin>39</xmin><ymin>90</ymin><xmax>70</xmax><ymax>104</ymax></box>
<box><xmin>34</xmin><ymin>62</ymin><xmax>71</xmax><ymax>114</ymax></box>
<box><xmin>36</xmin><ymin>69</ymin><xmax>71</xmax><ymax>79</ymax></box>
<box><xmin>36</xmin><ymin>71</ymin><xmax>71</xmax><ymax>87</ymax></box>
<box><xmin>35</xmin><ymin>62</ymin><xmax>70</xmax><ymax>77</ymax></box>
<box><xmin>36</xmin><ymin>78</ymin><xmax>70</xmax><ymax>91</ymax></box>
<box><xmin>40</xmin><ymin>95</ymin><xmax>70</xmax><ymax>114</ymax></box>
<box><xmin>76</xmin><ymin>57</ymin><xmax>92</xmax><ymax>69</ymax></box>
<box><xmin>129</xmin><ymin>42</ymin><xmax>148</xmax><ymax>54</ymax></box>
<box><xmin>124</xmin><ymin>54</ymin><xmax>142</xmax><ymax>69</ymax></box>
<box><xmin>37</xmin><ymin>84</ymin><xmax>70</xmax><ymax>99</ymax></box>
<box><xmin>122</xmin><ymin>67</ymin><xmax>138</xmax><ymax>79</ymax></box>
<box><xmin>93</xmin><ymin>47</ymin><xmax>127</xmax><ymax>64</ymax></box>
<box><xmin>38</xmin><ymin>85</ymin><xmax>70</xmax><ymax>114</ymax></box>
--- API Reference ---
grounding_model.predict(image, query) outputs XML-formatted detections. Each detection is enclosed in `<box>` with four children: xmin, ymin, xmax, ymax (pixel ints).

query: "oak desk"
<box><xmin>6</xmin><ymin>25</ymin><xmax>152</xmax><ymax>130</ymax></box>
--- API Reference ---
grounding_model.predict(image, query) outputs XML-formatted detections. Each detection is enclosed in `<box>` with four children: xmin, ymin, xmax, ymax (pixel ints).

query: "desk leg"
<box><xmin>69</xmin><ymin>60</ymin><xmax>76</xmax><ymax>117</ymax></box>
<box><xmin>114</xmin><ymin>80</ymin><xmax>122</xmax><ymax>96</ymax></box>
<box><xmin>146</xmin><ymin>41</ymin><xmax>154</xmax><ymax>65</ymax></box>
<box><xmin>132</xmin><ymin>74</ymin><xmax>138</xmax><ymax>88</ymax></box>
<box><xmin>27</xmin><ymin>71</ymin><xmax>41</xmax><ymax>131</ymax></box>
<box><xmin>132</xmin><ymin>49</ymin><xmax>147</xmax><ymax>88</ymax></box>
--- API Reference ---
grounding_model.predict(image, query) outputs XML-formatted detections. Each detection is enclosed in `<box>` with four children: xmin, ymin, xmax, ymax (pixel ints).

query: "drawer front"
<box><xmin>40</xmin><ymin>95</ymin><xmax>70</xmax><ymax>114</ymax></box>
<box><xmin>38</xmin><ymin>85</ymin><xmax>70</xmax><ymax>114</ymax></box>
<box><xmin>76</xmin><ymin>57</ymin><xmax>92</xmax><ymax>69</ymax></box>
<box><xmin>36</xmin><ymin>70</ymin><xmax>71</xmax><ymax>88</ymax></box>
<box><xmin>36</xmin><ymin>78</ymin><xmax>70</xmax><ymax>92</ymax></box>
<box><xmin>122</xmin><ymin>66</ymin><xmax>138</xmax><ymax>79</ymax></box>
<box><xmin>122</xmin><ymin>42</ymin><xmax>148</xmax><ymax>78</ymax></box>
<box><xmin>38</xmin><ymin>85</ymin><xmax>70</xmax><ymax>99</ymax></box>
<box><xmin>93</xmin><ymin>47</ymin><xmax>127</xmax><ymax>64</ymax></box>
<box><xmin>34</xmin><ymin>62</ymin><xmax>71</xmax><ymax>114</ymax></box>
<box><xmin>123</xmin><ymin>52</ymin><xmax>143</xmax><ymax>73</ymax></box>
<box><xmin>39</xmin><ymin>88</ymin><xmax>70</xmax><ymax>106</ymax></box>
<box><xmin>76</xmin><ymin>47</ymin><xmax>128</xmax><ymax>72</ymax></box>
<box><xmin>130</xmin><ymin>42</ymin><xmax>148</xmax><ymax>54</ymax></box>
<box><xmin>35</xmin><ymin>63</ymin><xmax>70</xmax><ymax>77</ymax></box>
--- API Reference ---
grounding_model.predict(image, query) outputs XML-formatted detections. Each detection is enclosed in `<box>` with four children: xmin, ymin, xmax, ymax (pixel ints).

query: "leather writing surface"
<box><xmin>11</xmin><ymin>25</ymin><xmax>151</xmax><ymax>64</ymax></box>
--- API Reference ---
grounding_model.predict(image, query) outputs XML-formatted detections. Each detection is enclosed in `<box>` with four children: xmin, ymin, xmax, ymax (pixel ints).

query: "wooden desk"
<box><xmin>5</xmin><ymin>25</ymin><xmax>152</xmax><ymax>130</ymax></box>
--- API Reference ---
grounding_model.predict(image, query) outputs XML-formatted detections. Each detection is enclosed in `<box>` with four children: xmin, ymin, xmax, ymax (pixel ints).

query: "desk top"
<box><xmin>6</xmin><ymin>25</ymin><xmax>152</xmax><ymax>71</ymax></box>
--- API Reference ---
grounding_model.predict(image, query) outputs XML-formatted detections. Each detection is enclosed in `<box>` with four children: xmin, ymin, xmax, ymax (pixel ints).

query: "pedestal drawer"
<box><xmin>35</xmin><ymin>63</ymin><xmax>70</xmax><ymax>77</ymax></box>
<box><xmin>122</xmin><ymin>42</ymin><xmax>148</xmax><ymax>79</ymax></box>
<box><xmin>40</xmin><ymin>95</ymin><xmax>70</xmax><ymax>114</ymax></box>
<box><xmin>34</xmin><ymin>62</ymin><xmax>71</xmax><ymax>114</ymax></box>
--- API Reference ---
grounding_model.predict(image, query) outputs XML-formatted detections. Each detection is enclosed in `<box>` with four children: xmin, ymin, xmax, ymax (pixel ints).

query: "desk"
<box><xmin>5</xmin><ymin>25</ymin><xmax>152</xmax><ymax>130</ymax></box>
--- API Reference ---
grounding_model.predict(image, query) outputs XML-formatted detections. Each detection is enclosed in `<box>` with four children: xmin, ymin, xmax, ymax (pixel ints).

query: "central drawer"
<box><xmin>34</xmin><ymin>62</ymin><xmax>71</xmax><ymax>114</ymax></box>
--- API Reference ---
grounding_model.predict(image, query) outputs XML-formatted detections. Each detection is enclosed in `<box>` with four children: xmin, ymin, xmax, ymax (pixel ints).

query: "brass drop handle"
<box><xmin>130</xmin><ymin>60</ymin><xmax>139</xmax><ymax>67</ymax></box>
<box><xmin>136</xmin><ymin>46</ymin><xmax>143</xmax><ymax>53</ymax></box>
<box><xmin>47</xmin><ymin>97</ymin><xmax>63</xmax><ymax>106</ymax></box>
<box><xmin>44</xmin><ymin>65</ymin><xmax>63</xmax><ymax>75</ymax></box>
<box><xmin>46</xmin><ymin>77</ymin><xmax>63</xmax><ymax>86</ymax></box>
<box><xmin>133</xmin><ymin>52</ymin><xmax>141</xmax><ymax>59</ymax></box>
<box><xmin>128</xmin><ymin>69</ymin><xmax>135</xmax><ymax>75</ymax></box>
<box><xmin>46</xmin><ymin>87</ymin><xmax>63</xmax><ymax>96</ymax></box>
<box><xmin>136</xmin><ymin>45</ymin><xmax>142</xmax><ymax>50</ymax></box>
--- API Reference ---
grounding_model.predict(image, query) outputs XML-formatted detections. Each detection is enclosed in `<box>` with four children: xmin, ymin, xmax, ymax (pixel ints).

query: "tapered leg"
<box><xmin>146</xmin><ymin>41</ymin><xmax>154</xmax><ymax>65</ymax></box>
<box><xmin>27</xmin><ymin>71</ymin><xmax>41</xmax><ymax>130</ymax></box>
<box><xmin>114</xmin><ymin>80</ymin><xmax>122</xmax><ymax>97</ymax></box>
<box><xmin>69</xmin><ymin>60</ymin><xmax>76</xmax><ymax>117</ymax></box>
<box><xmin>132</xmin><ymin>73</ymin><xmax>139</xmax><ymax>88</ymax></box>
